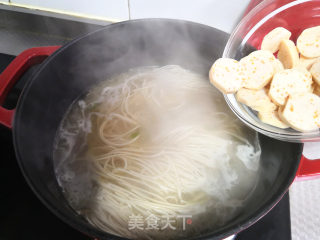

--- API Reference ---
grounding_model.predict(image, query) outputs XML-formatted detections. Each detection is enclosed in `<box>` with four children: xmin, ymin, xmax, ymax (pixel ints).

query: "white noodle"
<box><xmin>53</xmin><ymin>66</ymin><xmax>261</xmax><ymax>240</ymax></box>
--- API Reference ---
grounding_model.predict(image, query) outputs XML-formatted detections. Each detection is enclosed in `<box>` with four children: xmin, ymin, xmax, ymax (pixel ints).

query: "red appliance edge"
<box><xmin>0</xmin><ymin>46</ymin><xmax>60</xmax><ymax>128</ymax></box>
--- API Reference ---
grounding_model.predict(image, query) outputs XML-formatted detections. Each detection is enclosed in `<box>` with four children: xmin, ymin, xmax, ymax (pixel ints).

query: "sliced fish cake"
<box><xmin>273</xmin><ymin>59</ymin><xmax>284</xmax><ymax>73</ymax></box>
<box><xmin>249</xmin><ymin>49</ymin><xmax>276</xmax><ymax>60</ymax></box>
<box><xmin>261</xmin><ymin>27</ymin><xmax>292</xmax><ymax>53</ymax></box>
<box><xmin>293</xmin><ymin>65</ymin><xmax>313</xmax><ymax>87</ymax></box>
<box><xmin>258</xmin><ymin>111</ymin><xmax>289</xmax><ymax>129</ymax></box>
<box><xmin>314</xmin><ymin>84</ymin><xmax>320</xmax><ymax>96</ymax></box>
<box><xmin>310</xmin><ymin>59</ymin><xmax>320</xmax><ymax>85</ymax></box>
<box><xmin>299</xmin><ymin>55</ymin><xmax>318</xmax><ymax>70</ymax></box>
<box><xmin>236</xmin><ymin>88</ymin><xmax>277</xmax><ymax>112</ymax></box>
<box><xmin>269</xmin><ymin>69</ymin><xmax>313</xmax><ymax>106</ymax></box>
<box><xmin>278</xmin><ymin>106</ymin><xmax>290</xmax><ymax>126</ymax></box>
<box><xmin>209</xmin><ymin>58</ymin><xmax>244</xmax><ymax>94</ymax></box>
<box><xmin>249</xmin><ymin>50</ymin><xmax>280</xmax><ymax>73</ymax></box>
<box><xmin>282</xmin><ymin>92</ymin><xmax>320</xmax><ymax>132</ymax></box>
<box><xmin>297</xmin><ymin>26</ymin><xmax>320</xmax><ymax>58</ymax></box>
<box><xmin>277</xmin><ymin>39</ymin><xmax>299</xmax><ymax>69</ymax></box>
<box><xmin>240</xmin><ymin>50</ymin><xmax>275</xmax><ymax>90</ymax></box>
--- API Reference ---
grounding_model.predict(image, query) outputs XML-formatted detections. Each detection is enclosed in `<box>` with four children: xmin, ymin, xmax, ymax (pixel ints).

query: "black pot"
<box><xmin>0</xmin><ymin>19</ymin><xmax>304</xmax><ymax>239</ymax></box>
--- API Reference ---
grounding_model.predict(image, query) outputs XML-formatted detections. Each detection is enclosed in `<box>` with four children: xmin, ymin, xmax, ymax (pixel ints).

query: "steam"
<box><xmin>62</xmin><ymin>19</ymin><xmax>229</xmax><ymax>85</ymax></box>
<box><xmin>16</xmin><ymin>19</ymin><xmax>231</xmax><ymax>238</ymax></box>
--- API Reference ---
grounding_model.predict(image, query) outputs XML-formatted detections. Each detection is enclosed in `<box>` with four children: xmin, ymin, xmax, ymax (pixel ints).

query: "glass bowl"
<box><xmin>223</xmin><ymin>0</ymin><xmax>320</xmax><ymax>142</ymax></box>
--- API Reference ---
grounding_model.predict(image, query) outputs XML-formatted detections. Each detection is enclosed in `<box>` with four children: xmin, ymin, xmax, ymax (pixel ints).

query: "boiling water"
<box><xmin>53</xmin><ymin>66</ymin><xmax>261</xmax><ymax>239</ymax></box>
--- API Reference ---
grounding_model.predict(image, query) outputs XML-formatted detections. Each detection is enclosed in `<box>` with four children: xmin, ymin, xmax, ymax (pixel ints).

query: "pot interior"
<box><xmin>13</xmin><ymin>19</ymin><xmax>303</xmax><ymax>240</ymax></box>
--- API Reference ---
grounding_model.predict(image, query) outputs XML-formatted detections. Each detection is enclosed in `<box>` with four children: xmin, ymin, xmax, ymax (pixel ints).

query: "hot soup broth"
<box><xmin>53</xmin><ymin>65</ymin><xmax>261</xmax><ymax>239</ymax></box>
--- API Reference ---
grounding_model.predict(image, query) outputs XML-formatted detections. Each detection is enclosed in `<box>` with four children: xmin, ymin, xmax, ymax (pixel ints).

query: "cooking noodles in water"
<box><xmin>53</xmin><ymin>65</ymin><xmax>261</xmax><ymax>239</ymax></box>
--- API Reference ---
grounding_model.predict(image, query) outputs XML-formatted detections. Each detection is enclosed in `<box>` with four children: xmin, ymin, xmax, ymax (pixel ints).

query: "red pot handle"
<box><xmin>295</xmin><ymin>156</ymin><xmax>320</xmax><ymax>181</ymax></box>
<box><xmin>0</xmin><ymin>46</ymin><xmax>61</xmax><ymax>128</ymax></box>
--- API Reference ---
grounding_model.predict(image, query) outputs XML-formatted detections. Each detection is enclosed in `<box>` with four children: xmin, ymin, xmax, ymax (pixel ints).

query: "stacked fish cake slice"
<box><xmin>209</xmin><ymin>27</ymin><xmax>320</xmax><ymax>132</ymax></box>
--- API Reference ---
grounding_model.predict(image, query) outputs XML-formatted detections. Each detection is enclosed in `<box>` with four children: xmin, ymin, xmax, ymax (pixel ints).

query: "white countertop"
<box><xmin>290</xmin><ymin>178</ymin><xmax>320</xmax><ymax>240</ymax></box>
